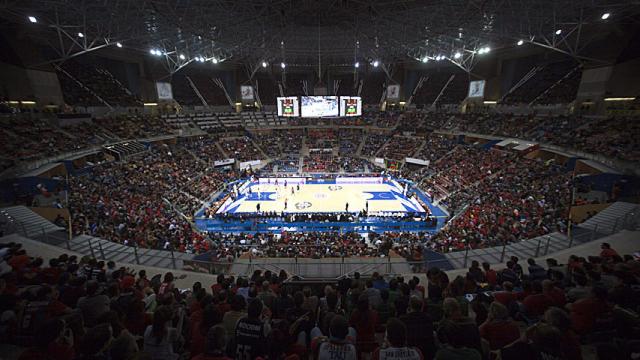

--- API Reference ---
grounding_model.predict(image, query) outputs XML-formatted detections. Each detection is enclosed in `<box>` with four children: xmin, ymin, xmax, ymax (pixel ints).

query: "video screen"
<box><xmin>300</xmin><ymin>96</ymin><xmax>339</xmax><ymax>117</ymax></box>
<box><xmin>276</xmin><ymin>97</ymin><xmax>299</xmax><ymax>117</ymax></box>
<box><xmin>339</xmin><ymin>96</ymin><xmax>362</xmax><ymax>117</ymax></box>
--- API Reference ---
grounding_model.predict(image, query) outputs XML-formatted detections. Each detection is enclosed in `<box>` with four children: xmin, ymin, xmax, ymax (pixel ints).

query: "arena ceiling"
<box><xmin>1</xmin><ymin>0</ymin><xmax>640</xmax><ymax>74</ymax></box>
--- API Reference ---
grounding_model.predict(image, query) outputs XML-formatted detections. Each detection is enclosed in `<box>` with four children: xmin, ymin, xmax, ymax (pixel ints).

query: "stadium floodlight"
<box><xmin>179</xmin><ymin>54</ymin><xmax>185</xmax><ymax>60</ymax></box>
<box><xmin>484</xmin><ymin>47</ymin><xmax>491</xmax><ymax>53</ymax></box>
<box><xmin>517</xmin><ymin>40</ymin><xmax>524</xmax><ymax>46</ymax></box>
<box><xmin>601</xmin><ymin>12</ymin><xmax>610</xmax><ymax>20</ymax></box>
<box><xmin>149</xmin><ymin>49</ymin><xmax>155</xmax><ymax>55</ymax></box>
<box><xmin>28</xmin><ymin>16</ymin><xmax>37</xmax><ymax>23</ymax></box>
<box><xmin>280</xmin><ymin>62</ymin><xmax>286</xmax><ymax>69</ymax></box>
<box><xmin>354</xmin><ymin>62</ymin><xmax>360</xmax><ymax>68</ymax></box>
<box><xmin>116</xmin><ymin>42</ymin><xmax>123</xmax><ymax>48</ymax></box>
<box><xmin>555</xmin><ymin>29</ymin><xmax>562</xmax><ymax>35</ymax></box>
<box><xmin>373</xmin><ymin>60</ymin><xmax>379</xmax><ymax>67</ymax></box>
<box><xmin>261</xmin><ymin>61</ymin><xmax>268</xmax><ymax>68</ymax></box>
<box><xmin>421</xmin><ymin>57</ymin><xmax>429</xmax><ymax>63</ymax></box>
<box><xmin>453</xmin><ymin>52</ymin><xmax>462</xmax><ymax>59</ymax></box>
<box><xmin>77</xmin><ymin>32</ymin><xmax>84</xmax><ymax>38</ymax></box>
<box><xmin>212</xmin><ymin>58</ymin><xmax>218</xmax><ymax>64</ymax></box>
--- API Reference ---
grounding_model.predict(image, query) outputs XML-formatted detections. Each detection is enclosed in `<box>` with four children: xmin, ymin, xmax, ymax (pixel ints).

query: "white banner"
<box><xmin>405</xmin><ymin>157</ymin><xmax>430</xmax><ymax>166</ymax></box>
<box><xmin>258</xmin><ymin>177</ymin><xmax>306</xmax><ymax>185</ymax></box>
<box><xmin>468</xmin><ymin>80</ymin><xmax>486</xmax><ymax>98</ymax></box>
<box><xmin>374</xmin><ymin>158</ymin><xmax>385</xmax><ymax>164</ymax></box>
<box><xmin>240</xmin><ymin>85</ymin><xmax>254</xmax><ymax>100</ymax></box>
<box><xmin>336</xmin><ymin>177</ymin><xmax>383</xmax><ymax>185</ymax></box>
<box><xmin>239</xmin><ymin>159</ymin><xmax>261</xmax><ymax>170</ymax></box>
<box><xmin>387</xmin><ymin>85</ymin><xmax>400</xmax><ymax>99</ymax></box>
<box><xmin>156</xmin><ymin>82</ymin><xmax>173</xmax><ymax>100</ymax></box>
<box><xmin>214</xmin><ymin>158</ymin><xmax>235</xmax><ymax>167</ymax></box>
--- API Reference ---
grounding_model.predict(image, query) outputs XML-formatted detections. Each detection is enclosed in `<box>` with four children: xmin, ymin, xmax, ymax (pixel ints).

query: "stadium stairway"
<box><xmin>441</xmin><ymin>201</ymin><xmax>639</xmax><ymax>270</ymax></box>
<box><xmin>0</xmin><ymin>206</ymin><xmax>63</xmax><ymax>239</ymax></box>
<box><xmin>65</xmin><ymin>234</ymin><xmax>194</xmax><ymax>269</ymax></box>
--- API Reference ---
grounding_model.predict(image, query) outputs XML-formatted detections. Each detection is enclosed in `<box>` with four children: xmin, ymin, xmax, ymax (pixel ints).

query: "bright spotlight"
<box><xmin>77</xmin><ymin>32</ymin><xmax>84</xmax><ymax>38</ymax></box>
<box><xmin>354</xmin><ymin>62</ymin><xmax>360</xmax><ymax>68</ymax></box>
<box><xmin>421</xmin><ymin>57</ymin><xmax>429</xmax><ymax>63</ymax></box>
<box><xmin>280</xmin><ymin>62</ymin><xmax>286</xmax><ymax>69</ymax></box>
<box><xmin>517</xmin><ymin>40</ymin><xmax>524</xmax><ymax>46</ymax></box>
<box><xmin>116</xmin><ymin>42</ymin><xmax>123</xmax><ymax>48</ymax></box>
<box><xmin>261</xmin><ymin>61</ymin><xmax>267</xmax><ymax>68</ymax></box>
<box><xmin>454</xmin><ymin>52</ymin><xmax>461</xmax><ymax>59</ymax></box>
<box><xmin>555</xmin><ymin>29</ymin><xmax>562</xmax><ymax>35</ymax></box>
<box><xmin>373</xmin><ymin>60</ymin><xmax>379</xmax><ymax>67</ymax></box>
<box><xmin>484</xmin><ymin>46</ymin><xmax>491</xmax><ymax>53</ymax></box>
<box><xmin>28</xmin><ymin>16</ymin><xmax>37</xmax><ymax>23</ymax></box>
<box><xmin>149</xmin><ymin>49</ymin><xmax>156</xmax><ymax>55</ymax></box>
<box><xmin>179</xmin><ymin>54</ymin><xmax>185</xmax><ymax>60</ymax></box>
<box><xmin>601</xmin><ymin>12</ymin><xmax>610</xmax><ymax>20</ymax></box>
<box><xmin>212</xmin><ymin>58</ymin><xmax>218</xmax><ymax>64</ymax></box>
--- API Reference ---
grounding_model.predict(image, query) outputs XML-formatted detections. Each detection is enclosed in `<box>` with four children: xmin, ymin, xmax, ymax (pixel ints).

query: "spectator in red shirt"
<box><xmin>568</xmin><ymin>285</ymin><xmax>610</xmax><ymax>334</ymax></box>
<box><xmin>522</xmin><ymin>281</ymin><xmax>552</xmax><ymax>319</ymax></box>
<box><xmin>493</xmin><ymin>282</ymin><xmax>517</xmax><ymax>308</ymax></box>
<box><xmin>482</xmin><ymin>262</ymin><xmax>498</xmax><ymax>288</ymax></box>
<box><xmin>599</xmin><ymin>243</ymin><xmax>619</xmax><ymax>260</ymax></box>
<box><xmin>19</xmin><ymin>318</ymin><xmax>74</xmax><ymax>360</ymax></box>
<box><xmin>542</xmin><ymin>280</ymin><xmax>566</xmax><ymax>307</ymax></box>
<box><xmin>479</xmin><ymin>302</ymin><xmax>521</xmax><ymax>350</ymax></box>
<box><xmin>349</xmin><ymin>293</ymin><xmax>379</xmax><ymax>355</ymax></box>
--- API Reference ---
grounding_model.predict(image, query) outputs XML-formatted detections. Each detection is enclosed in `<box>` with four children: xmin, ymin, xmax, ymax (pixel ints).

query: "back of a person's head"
<box><xmin>409</xmin><ymin>296</ymin><xmax>423</xmax><ymax>312</ymax></box>
<box><xmin>482</xmin><ymin>262</ymin><xmax>490</xmax><ymax>270</ymax></box>
<box><xmin>601</xmin><ymin>242</ymin><xmax>611</xmax><ymax>249</ymax></box>
<box><xmin>385</xmin><ymin>318</ymin><xmax>407</xmax><ymax>347</ymax></box>
<box><xmin>366</xmin><ymin>279</ymin><xmax>373</xmax><ymax>288</ymax></box>
<box><xmin>34</xmin><ymin>318</ymin><xmax>65</xmax><ymax>349</ymax></box>
<box><xmin>573</xmin><ymin>273</ymin><xmax>588</xmax><ymax>286</ymax></box>
<box><xmin>471</xmin><ymin>260</ymin><xmax>479</xmax><ymax>269</ymax></box>
<box><xmin>530</xmin><ymin>323</ymin><xmax>563</xmax><ymax>356</ymax></box>
<box><xmin>327</xmin><ymin>291</ymin><xmax>338</xmax><ymax>310</ymax></box>
<box><xmin>541</xmin><ymin>280</ymin><xmax>553</xmax><ymax>291</ymax></box>
<box><xmin>80</xmin><ymin>323</ymin><xmax>113</xmax><ymax>356</ymax></box>
<box><xmin>329</xmin><ymin>315</ymin><xmax>349</xmax><ymax>340</ymax></box>
<box><xmin>303</xmin><ymin>286</ymin><xmax>312</xmax><ymax>297</ymax></box>
<box><xmin>544</xmin><ymin>307</ymin><xmax>571</xmax><ymax>332</ymax></box>
<box><xmin>293</xmin><ymin>291</ymin><xmax>304</xmax><ymax>307</ymax></box>
<box><xmin>247</xmin><ymin>298</ymin><xmax>263</xmax><ymax>319</ymax></box>
<box><xmin>163</xmin><ymin>272</ymin><xmax>174</xmax><ymax>283</ymax></box>
<box><xmin>442</xmin><ymin>297</ymin><xmax>460</xmax><ymax>318</ymax></box>
<box><xmin>357</xmin><ymin>293</ymin><xmax>370</xmax><ymax>313</ymax></box>
<box><xmin>216</xmin><ymin>273</ymin><xmax>225</xmax><ymax>284</ymax></box>
<box><xmin>354</xmin><ymin>272</ymin><xmax>360</xmax><ymax>279</ymax></box>
<box><xmin>85</xmin><ymin>280</ymin><xmax>99</xmax><ymax>296</ymax></box>
<box><xmin>231</xmin><ymin>294</ymin><xmax>247</xmax><ymax>311</ymax></box>
<box><xmin>205</xmin><ymin>325</ymin><xmax>228</xmax><ymax>355</ymax></box>
<box><xmin>488</xmin><ymin>301</ymin><xmax>509</xmax><ymax>321</ymax></box>
<box><xmin>527</xmin><ymin>258</ymin><xmax>536</xmax><ymax>266</ymax></box>
<box><xmin>532</xmin><ymin>281</ymin><xmax>543</xmax><ymax>294</ymax></box>
<box><xmin>506</xmin><ymin>260</ymin><xmax>515</xmax><ymax>268</ymax></box>
<box><xmin>438</xmin><ymin>320</ymin><xmax>464</xmax><ymax>347</ymax></box>
<box><xmin>380</xmin><ymin>289</ymin><xmax>389</xmax><ymax>301</ymax></box>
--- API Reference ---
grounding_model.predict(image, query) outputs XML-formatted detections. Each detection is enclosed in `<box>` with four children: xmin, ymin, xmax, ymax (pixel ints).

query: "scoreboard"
<box><xmin>276</xmin><ymin>96</ymin><xmax>299</xmax><ymax>117</ymax></box>
<box><xmin>339</xmin><ymin>96</ymin><xmax>362</xmax><ymax>117</ymax></box>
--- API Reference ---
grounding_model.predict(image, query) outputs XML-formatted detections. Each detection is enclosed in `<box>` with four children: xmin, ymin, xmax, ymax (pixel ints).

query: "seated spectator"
<box><xmin>143</xmin><ymin>306</ymin><xmax>184</xmax><ymax>360</ymax></box>
<box><xmin>222</xmin><ymin>295</ymin><xmax>247</xmax><ymax>336</ymax></box>
<box><xmin>522</xmin><ymin>281</ymin><xmax>552</xmax><ymax>319</ymax></box>
<box><xmin>349</xmin><ymin>294</ymin><xmax>379</xmax><ymax>355</ymax></box>
<box><xmin>400</xmin><ymin>296</ymin><xmax>436</xmax><ymax>359</ymax></box>
<box><xmin>313</xmin><ymin>315</ymin><xmax>357</xmax><ymax>360</ymax></box>
<box><xmin>78</xmin><ymin>323</ymin><xmax>114</xmax><ymax>360</ymax></box>
<box><xmin>544</xmin><ymin>308</ymin><xmax>582</xmax><ymax>360</ymax></box>
<box><xmin>233</xmin><ymin>298</ymin><xmax>271</xmax><ymax>360</ymax></box>
<box><xmin>468</xmin><ymin>261</ymin><xmax>485</xmax><ymax>283</ymax></box>
<box><xmin>373</xmin><ymin>318</ymin><xmax>423</xmax><ymax>360</ymax></box>
<box><xmin>479</xmin><ymin>302</ymin><xmax>520</xmax><ymax>350</ymax></box>
<box><xmin>376</xmin><ymin>289</ymin><xmax>394</xmax><ymax>326</ymax></box>
<box><xmin>192</xmin><ymin>325</ymin><xmax>233</xmax><ymax>360</ymax></box>
<box><xmin>76</xmin><ymin>280</ymin><xmax>110</xmax><ymax>327</ymax></box>
<box><xmin>482</xmin><ymin>262</ymin><xmax>497</xmax><ymax>288</ymax></box>
<box><xmin>435</xmin><ymin>321</ymin><xmax>482</xmax><ymax>360</ymax></box>
<box><xmin>542</xmin><ymin>280</ymin><xmax>566</xmax><ymax>307</ymax></box>
<box><xmin>19</xmin><ymin>318</ymin><xmax>75</xmax><ymax>360</ymax></box>
<box><xmin>500</xmin><ymin>323</ymin><xmax>564</xmax><ymax>360</ymax></box>
<box><xmin>527</xmin><ymin>259</ymin><xmax>547</xmax><ymax>281</ymax></box>
<box><xmin>599</xmin><ymin>243</ymin><xmax>619</xmax><ymax>260</ymax></box>
<box><xmin>567</xmin><ymin>285</ymin><xmax>611</xmax><ymax>334</ymax></box>
<box><xmin>438</xmin><ymin>297</ymin><xmax>483</xmax><ymax>356</ymax></box>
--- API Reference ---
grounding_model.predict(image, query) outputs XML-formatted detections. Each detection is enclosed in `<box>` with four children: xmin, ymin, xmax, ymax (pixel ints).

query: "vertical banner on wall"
<box><xmin>386</xmin><ymin>85</ymin><xmax>400</xmax><ymax>99</ymax></box>
<box><xmin>156</xmin><ymin>82</ymin><xmax>173</xmax><ymax>100</ymax></box>
<box><xmin>240</xmin><ymin>85</ymin><xmax>254</xmax><ymax>101</ymax></box>
<box><xmin>467</xmin><ymin>80</ymin><xmax>486</xmax><ymax>98</ymax></box>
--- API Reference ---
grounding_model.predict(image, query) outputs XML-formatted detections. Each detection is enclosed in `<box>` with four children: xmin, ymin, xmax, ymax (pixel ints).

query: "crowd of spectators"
<box><xmin>360</xmin><ymin>133</ymin><xmax>390</xmax><ymax>157</ymax></box>
<box><xmin>219</xmin><ymin>137</ymin><xmax>264</xmax><ymax>162</ymax></box>
<box><xmin>302</xmin><ymin>152</ymin><xmax>339</xmax><ymax>173</ymax></box>
<box><xmin>68</xmin><ymin>144</ymin><xmax>238</xmax><ymax>253</ymax></box>
<box><xmin>377</xmin><ymin>136</ymin><xmax>422</xmax><ymax>161</ymax></box>
<box><xmin>2</xmin><ymin>240</ymin><xmax>636</xmax><ymax>360</ymax></box>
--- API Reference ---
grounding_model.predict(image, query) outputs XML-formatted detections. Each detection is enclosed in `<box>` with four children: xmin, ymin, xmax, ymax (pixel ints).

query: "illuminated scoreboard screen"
<box><xmin>276</xmin><ymin>96</ymin><xmax>299</xmax><ymax>117</ymax></box>
<box><xmin>339</xmin><ymin>96</ymin><xmax>362</xmax><ymax>117</ymax></box>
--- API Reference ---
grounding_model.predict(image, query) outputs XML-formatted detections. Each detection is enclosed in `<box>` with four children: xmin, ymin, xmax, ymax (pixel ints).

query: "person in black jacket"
<box><xmin>399</xmin><ymin>296</ymin><xmax>436</xmax><ymax>359</ymax></box>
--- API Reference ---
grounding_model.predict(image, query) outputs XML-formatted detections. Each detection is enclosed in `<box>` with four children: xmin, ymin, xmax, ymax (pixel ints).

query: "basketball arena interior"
<box><xmin>0</xmin><ymin>1</ymin><xmax>639</xmax><ymax>359</ymax></box>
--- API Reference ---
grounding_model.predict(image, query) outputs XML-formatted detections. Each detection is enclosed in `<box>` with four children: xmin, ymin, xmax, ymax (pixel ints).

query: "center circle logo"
<box><xmin>328</xmin><ymin>185</ymin><xmax>343</xmax><ymax>191</ymax></box>
<box><xmin>295</xmin><ymin>201</ymin><xmax>312</xmax><ymax>210</ymax></box>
